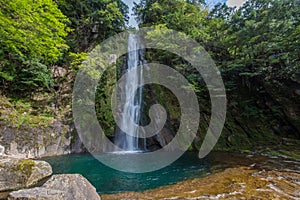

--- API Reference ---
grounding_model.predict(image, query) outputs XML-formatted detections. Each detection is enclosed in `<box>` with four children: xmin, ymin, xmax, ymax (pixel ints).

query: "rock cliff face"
<box><xmin>0</xmin><ymin>119</ymin><xmax>86</xmax><ymax>158</ymax></box>
<box><xmin>0</xmin><ymin>120</ymin><xmax>71</xmax><ymax>158</ymax></box>
<box><xmin>155</xmin><ymin>79</ymin><xmax>300</xmax><ymax>152</ymax></box>
<box><xmin>0</xmin><ymin>95</ymin><xmax>86</xmax><ymax>159</ymax></box>
<box><xmin>1</xmin><ymin>79</ymin><xmax>299</xmax><ymax>157</ymax></box>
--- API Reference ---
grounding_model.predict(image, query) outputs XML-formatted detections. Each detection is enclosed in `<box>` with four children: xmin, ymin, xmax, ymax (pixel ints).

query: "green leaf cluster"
<box><xmin>0</xmin><ymin>0</ymin><xmax>69</xmax><ymax>94</ymax></box>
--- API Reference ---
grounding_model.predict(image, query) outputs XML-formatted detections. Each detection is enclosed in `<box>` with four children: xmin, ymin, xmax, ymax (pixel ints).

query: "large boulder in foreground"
<box><xmin>43</xmin><ymin>174</ymin><xmax>100</xmax><ymax>200</ymax></box>
<box><xmin>0</xmin><ymin>157</ymin><xmax>52</xmax><ymax>198</ymax></box>
<box><xmin>8</xmin><ymin>174</ymin><xmax>100</xmax><ymax>200</ymax></box>
<box><xmin>8</xmin><ymin>188</ymin><xmax>64</xmax><ymax>200</ymax></box>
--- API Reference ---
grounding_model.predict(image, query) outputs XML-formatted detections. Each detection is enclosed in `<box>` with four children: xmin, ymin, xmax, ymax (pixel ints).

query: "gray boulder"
<box><xmin>43</xmin><ymin>174</ymin><xmax>100</xmax><ymax>200</ymax></box>
<box><xmin>0</xmin><ymin>158</ymin><xmax>52</xmax><ymax>197</ymax></box>
<box><xmin>7</xmin><ymin>174</ymin><xmax>100</xmax><ymax>200</ymax></box>
<box><xmin>8</xmin><ymin>187</ymin><xmax>64</xmax><ymax>200</ymax></box>
<box><xmin>0</xmin><ymin>145</ymin><xmax>4</xmax><ymax>156</ymax></box>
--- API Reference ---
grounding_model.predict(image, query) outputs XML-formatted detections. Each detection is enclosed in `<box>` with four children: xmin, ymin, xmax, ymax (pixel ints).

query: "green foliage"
<box><xmin>134</xmin><ymin>0</ymin><xmax>300</xmax><ymax>145</ymax></box>
<box><xmin>0</xmin><ymin>0</ymin><xmax>69</xmax><ymax>95</ymax></box>
<box><xmin>0</xmin><ymin>0</ymin><xmax>298</xmax><ymax>145</ymax></box>
<box><xmin>0</xmin><ymin>95</ymin><xmax>54</xmax><ymax>128</ymax></box>
<box><xmin>135</xmin><ymin>0</ymin><xmax>209</xmax><ymax>42</ymax></box>
<box><xmin>95</xmin><ymin>65</ymin><xmax>117</xmax><ymax>137</ymax></box>
<box><xmin>13</xmin><ymin>159</ymin><xmax>35</xmax><ymax>176</ymax></box>
<box><xmin>215</xmin><ymin>0</ymin><xmax>300</xmax><ymax>81</ymax></box>
<box><xmin>57</xmin><ymin>0</ymin><xmax>128</xmax><ymax>52</ymax></box>
<box><xmin>134</xmin><ymin>0</ymin><xmax>211</xmax><ymax>93</ymax></box>
<box><xmin>68</xmin><ymin>52</ymin><xmax>88</xmax><ymax>72</ymax></box>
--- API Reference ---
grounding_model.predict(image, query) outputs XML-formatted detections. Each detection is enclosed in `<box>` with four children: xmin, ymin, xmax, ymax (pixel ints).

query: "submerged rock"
<box><xmin>0</xmin><ymin>157</ymin><xmax>52</xmax><ymax>198</ymax></box>
<box><xmin>102</xmin><ymin>166</ymin><xmax>300</xmax><ymax>200</ymax></box>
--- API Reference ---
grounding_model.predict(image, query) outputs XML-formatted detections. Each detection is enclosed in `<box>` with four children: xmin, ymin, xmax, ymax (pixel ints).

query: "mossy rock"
<box><xmin>13</xmin><ymin>160</ymin><xmax>35</xmax><ymax>177</ymax></box>
<box><xmin>0</xmin><ymin>157</ymin><xmax>52</xmax><ymax>195</ymax></box>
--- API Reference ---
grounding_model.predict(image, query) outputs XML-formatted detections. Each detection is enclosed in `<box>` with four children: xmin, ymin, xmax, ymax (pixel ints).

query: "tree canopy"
<box><xmin>135</xmin><ymin>0</ymin><xmax>300</xmax><ymax>85</ymax></box>
<box><xmin>134</xmin><ymin>0</ymin><xmax>300</xmax><ymax>138</ymax></box>
<box><xmin>0</xmin><ymin>0</ymin><xmax>69</xmax><ymax>93</ymax></box>
<box><xmin>57</xmin><ymin>0</ymin><xmax>128</xmax><ymax>52</ymax></box>
<box><xmin>0</xmin><ymin>0</ymin><xmax>128</xmax><ymax>95</ymax></box>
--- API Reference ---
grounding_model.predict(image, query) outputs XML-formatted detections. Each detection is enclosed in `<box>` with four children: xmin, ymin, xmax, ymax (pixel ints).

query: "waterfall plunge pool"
<box><xmin>43</xmin><ymin>151</ymin><xmax>300</xmax><ymax>196</ymax></box>
<box><xmin>43</xmin><ymin>151</ymin><xmax>218</xmax><ymax>194</ymax></box>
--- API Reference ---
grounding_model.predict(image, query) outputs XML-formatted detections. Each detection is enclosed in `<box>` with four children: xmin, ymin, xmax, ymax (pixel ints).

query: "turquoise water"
<box><xmin>44</xmin><ymin>152</ymin><xmax>211</xmax><ymax>194</ymax></box>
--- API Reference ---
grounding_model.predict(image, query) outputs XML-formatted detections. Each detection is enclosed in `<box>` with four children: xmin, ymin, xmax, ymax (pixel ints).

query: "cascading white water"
<box><xmin>115</xmin><ymin>34</ymin><xmax>144</xmax><ymax>151</ymax></box>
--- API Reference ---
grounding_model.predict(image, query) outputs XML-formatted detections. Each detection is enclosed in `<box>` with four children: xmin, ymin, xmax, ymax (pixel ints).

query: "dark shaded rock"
<box><xmin>69</xmin><ymin>124</ymin><xmax>86</xmax><ymax>154</ymax></box>
<box><xmin>155</xmin><ymin>127</ymin><xmax>174</xmax><ymax>147</ymax></box>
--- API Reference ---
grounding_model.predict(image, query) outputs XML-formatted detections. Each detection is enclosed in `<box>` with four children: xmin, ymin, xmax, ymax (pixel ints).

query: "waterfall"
<box><xmin>114</xmin><ymin>34</ymin><xmax>145</xmax><ymax>152</ymax></box>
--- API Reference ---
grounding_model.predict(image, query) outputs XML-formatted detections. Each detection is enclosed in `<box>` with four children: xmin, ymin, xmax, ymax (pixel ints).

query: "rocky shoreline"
<box><xmin>102</xmin><ymin>166</ymin><xmax>300</xmax><ymax>200</ymax></box>
<box><xmin>0</xmin><ymin>120</ymin><xmax>85</xmax><ymax>159</ymax></box>
<box><xmin>101</xmin><ymin>152</ymin><xmax>300</xmax><ymax>200</ymax></box>
<box><xmin>0</xmin><ymin>155</ymin><xmax>100</xmax><ymax>200</ymax></box>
